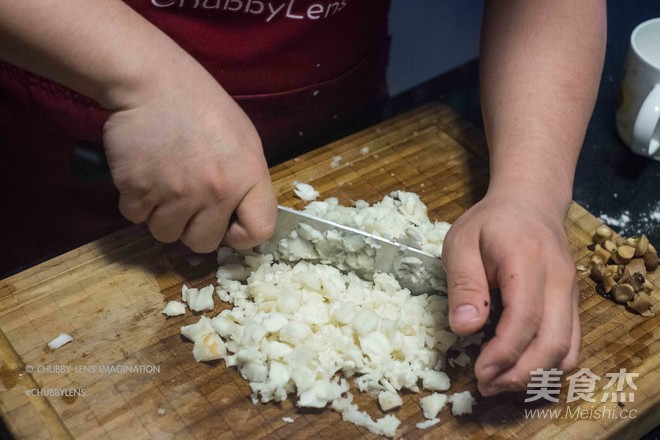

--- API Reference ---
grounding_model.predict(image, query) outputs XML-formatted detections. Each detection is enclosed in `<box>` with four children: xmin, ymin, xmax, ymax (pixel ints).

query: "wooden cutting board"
<box><xmin>1</xmin><ymin>104</ymin><xmax>658</xmax><ymax>440</ymax></box>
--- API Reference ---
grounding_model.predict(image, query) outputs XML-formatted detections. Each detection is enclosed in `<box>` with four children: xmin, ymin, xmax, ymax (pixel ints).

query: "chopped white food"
<box><xmin>420</xmin><ymin>393</ymin><xmax>447</xmax><ymax>419</ymax></box>
<box><xmin>182</xmin><ymin>284</ymin><xmax>215</xmax><ymax>312</ymax></box>
<box><xmin>420</xmin><ymin>370</ymin><xmax>450</xmax><ymax>391</ymax></box>
<box><xmin>330</xmin><ymin>155</ymin><xmax>342</xmax><ymax>168</ymax></box>
<box><xmin>300</xmin><ymin>191</ymin><xmax>451</xmax><ymax>257</ymax></box>
<box><xmin>157</xmin><ymin>408</ymin><xmax>166</xmax><ymax>416</ymax></box>
<box><xmin>162</xmin><ymin>301</ymin><xmax>186</xmax><ymax>317</ymax></box>
<box><xmin>47</xmin><ymin>333</ymin><xmax>72</xmax><ymax>350</ymax></box>
<box><xmin>293</xmin><ymin>181</ymin><xmax>319</xmax><ymax>201</ymax></box>
<box><xmin>378</xmin><ymin>390</ymin><xmax>403</xmax><ymax>411</ymax></box>
<box><xmin>217</xmin><ymin>264</ymin><xmax>248</xmax><ymax>282</ymax></box>
<box><xmin>171</xmin><ymin>192</ymin><xmax>481</xmax><ymax>438</ymax></box>
<box><xmin>282</xmin><ymin>417</ymin><xmax>294</xmax><ymax>423</ymax></box>
<box><xmin>193</xmin><ymin>333</ymin><xmax>227</xmax><ymax>362</ymax></box>
<box><xmin>448</xmin><ymin>352</ymin><xmax>471</xmax><ymax>368</ymax></box>
<box><xmin>416</xmin><ymin>418</ymin><xmax>440</xmax><ymax>429</ymax></box>
<box><xmin>180</xmin><ymin>316</ymin><xmax>215</xmax><ymax>342</ymax></box>
<box><xmin>448</xmin><ymin>391</ymin><xmax>476</xmax><ymax>415</ymax></box>
<box><xmin>360</xmin><ymin>146</ymin><xmax>370</xmax><ymax>155</ymax></box>
<box><xmin>332</xmin><ymin>393</ymin><xmax>401</xmax><ymax>438</ymax></box>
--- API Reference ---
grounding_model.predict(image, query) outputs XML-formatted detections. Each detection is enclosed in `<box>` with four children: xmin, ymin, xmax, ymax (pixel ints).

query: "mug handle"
<box><xmin>632</xmin><ymin>84</ymin><xmax>660</xmax><ymax>157</ymax></box>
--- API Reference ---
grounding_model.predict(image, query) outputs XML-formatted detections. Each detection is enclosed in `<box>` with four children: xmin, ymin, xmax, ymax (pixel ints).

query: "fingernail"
<box><xmin>481</xmin><ymin>365</ymin><xmax>500</xmax><ymax>383</ymax></box>
<box><xmin>452</xmin><ymin>304</ymin><xmax>478</xmax><ymax>326</ymax></box>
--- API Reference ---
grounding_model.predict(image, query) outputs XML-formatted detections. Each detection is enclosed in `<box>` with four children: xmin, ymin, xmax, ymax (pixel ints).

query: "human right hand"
<box><xmin>103</xmin><ymin>62</ymin><xmax>277</xmax><ymax>253</ymax></box>
<box><xmin>0</xmin><ymin>0</ymin><xmax>277</xmax><ymax>253</ymax></box>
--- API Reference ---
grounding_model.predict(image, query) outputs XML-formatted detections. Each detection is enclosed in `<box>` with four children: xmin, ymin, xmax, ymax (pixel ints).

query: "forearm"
<box><xmin>0</xmin><ymin>0</ymin><xmax>198</xmax><ymax>109</ymax></box>
<box><xmin>480</xmin><ymin>0</ymin><xmax>606</xmax><ymax>217</ymax></box>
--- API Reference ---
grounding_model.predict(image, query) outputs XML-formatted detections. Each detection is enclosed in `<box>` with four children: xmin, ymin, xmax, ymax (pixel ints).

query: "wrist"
<box><xmin>486</xmin><ymin>176</ymin><xmax>573</xmax><ymax>221</ymax></box>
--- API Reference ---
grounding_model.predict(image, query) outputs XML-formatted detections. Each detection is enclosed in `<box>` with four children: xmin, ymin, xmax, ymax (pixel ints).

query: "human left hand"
<box><xmin>441</xmin><ymin>192</ymin><xmax>580</xmax><ymax>396</ymax></box>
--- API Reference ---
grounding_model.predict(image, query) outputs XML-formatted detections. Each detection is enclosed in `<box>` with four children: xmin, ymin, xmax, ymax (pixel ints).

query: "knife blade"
<box><xmin>258</xmin><ymin>206</ymin><xmax>446</xmax><ymax>294</ymax></box>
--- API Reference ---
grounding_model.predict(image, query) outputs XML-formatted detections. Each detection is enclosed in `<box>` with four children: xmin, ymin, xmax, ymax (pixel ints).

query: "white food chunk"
<box><xmin>448</xmin><ymin>391</ymin><xmax>476</xmax><ymax>415</ymax></box>
<box><xmin>420</xmin><ymin>393</ymin><xmax>447</xmax><ymax>419</ymax></box>
<box><xmin>359</xmin><ymin>332</ymin><xmax>391</xmax><ymax>364</ymax></box>
<box><xmin>420</xmin><ymin>370</ymin><xmax>450</xmax><ymax>391</ymax></box>
<box><xmin>186</xmin><ymin>285</ymin><xmax>215</xmax><ymax>312</ymax></box>
<box><xmin>360</xmin><ymin>146</ymin><xmax>370</xmax><ymax>155</ymax></box>
<box><xmin>282</xmin><ymin>417</ymin><xmax>294</xmax><ymax>423</ymax></box>
<box><xmin>181</xmin><ymin>316</ymin><xmax>215</xmax><ymax>342</ymax></box>
<box><xmin>378</xmin><ymin>391</ymin><xmax>403</xmax><ymax>411</ymax></box>
<box><xmin>330</xmin><ymin>155</ymin><xmax>342</xmax><ymax>168</ymax></box>
<box><xmin>192</xmin><ymin>333</ymin><xmax>227</xmax><ymax>362</ymax></box>
<box><xmin>416</xmin><ymin>418</ymin><xmax>440</xmax><ymax>429</ymax></box>
<box><xmin>293</xmin><ymin>182</ymin><xmax>319</xmax><ymax>201</ymax></box>
<box><xmin>162</xmin><ymin>301</ymin><xmax>186</xmax><ymax>317</ymax></box>
<box><xmin>217</xmin><ymin>264</ymin><xmax>248</xmax><ymax>282</ymax></box>
<box><xmin>279</xmin><ymin>321</ymin><xmax>311</xmax><ymax>345</ymax></box>
<box><xmin>332</xmin><ymin>394</ymin><xmax>401</xmax><ymax>438</ymax></box>
<box><xmin>210</xmin><ymin>315</ymin><xmax>235</xmax><ymax>337</ymax></box>
<box><xmin>47</xmin><ymin>333</ymin><xmax>73</xmax><ymax>350</ymax></box>
<box><xmin>353</xmin><ymin>309</ymin><xmax>378</xmax><ymax>335</ymax></box>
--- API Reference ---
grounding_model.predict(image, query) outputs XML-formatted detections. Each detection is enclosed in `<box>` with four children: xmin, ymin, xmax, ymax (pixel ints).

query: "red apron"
<box><xmin>0</xmin><ymin>0</ymin><xmax>390</xmax><ymax>272</ymax></box>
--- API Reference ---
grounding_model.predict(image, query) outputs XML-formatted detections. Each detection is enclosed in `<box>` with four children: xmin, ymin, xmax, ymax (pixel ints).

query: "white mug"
<box><xmin>616</xmin><ymin>18</ymin><xmax>660</xmax><ymax>160</ymax></box>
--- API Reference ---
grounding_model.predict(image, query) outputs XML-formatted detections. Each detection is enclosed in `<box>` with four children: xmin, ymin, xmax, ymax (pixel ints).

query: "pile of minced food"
<box><xmin>164</xmin><ymin>189</ymin><xmax>481</xmax><ymax>437</ymax></box>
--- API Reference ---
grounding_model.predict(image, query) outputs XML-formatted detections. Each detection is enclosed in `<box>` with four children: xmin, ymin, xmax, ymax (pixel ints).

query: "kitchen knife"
<box><xmin>258</xmin><ymin>206</ymin><xmax>446</xmax><ymax>294</ymax></box>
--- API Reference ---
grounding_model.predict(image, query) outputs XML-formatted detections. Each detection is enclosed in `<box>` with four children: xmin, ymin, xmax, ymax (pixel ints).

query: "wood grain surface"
<box><xmin>0</xmin><ymin>104</ymin><xmax>658</xmax><ymax>440</ymax></box>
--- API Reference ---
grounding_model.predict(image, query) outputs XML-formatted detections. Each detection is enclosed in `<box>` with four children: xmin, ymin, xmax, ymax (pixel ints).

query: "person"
<box><xmin>0</xmin><ymin>0</ymin><xmax>606</xmax><ymax>397</ymax></box>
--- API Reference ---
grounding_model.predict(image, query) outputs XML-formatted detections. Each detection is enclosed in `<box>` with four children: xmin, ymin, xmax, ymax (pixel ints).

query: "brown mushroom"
<box><xmin>643</xmin><ymin>280</ymin><xmax>655</xmax><ymax>294</ymax></box>
<box><xmin>629</xmin><ymin>272</ymin><xmax>645</xmax><ymax>293</ymax></box>
<box><xmin>607</xmin><ymin>264</ymin><xmax>625</xmax><ymax>281</ymax></box>
<box><xmin>612</xmin><ymin>245</ymin><xmax>635</xmax><ymax>265</ymax></box>
<box><xmin>589</xmin><ymin>263</ymin><xmax>610</xmax><ymax>282</ymax></box>
<box><xmin>595</xmin><ymin>245</ymin><xmax>612</xmax><ymax>264</ymax></box>
<box><xmin>627</xmin><ymin>258</ymin><xmax>647</xmax><ymax>278</ymax></box>
<box><xmin>603</xmin><ymin>240</ymin><xmax>618</xmax><ymax>254</ymax></box>
<box><xmin>634</xmin><ymin>235</ymin><xmax>650</xmax><ymax>257</ymax></box>
<box><xmin>612</xmin><ymin>284</ymin><xmax>635</xmax><ymax>303</ymax></box>
<box><xmin>613</xmin><ymin>236</ymin><xmax>627</xmax><ymax>247</ymax></box>
<box><xmin>627</xmin><ymin>291</ymin><xmax>656</xmax><ymax>317</ymax></box>
<box><xmin>618</xmin><ymin>267</ymin><xmax>632</xmax><ymax>285</ymax></box>
<box><xmin>603</xmin><ymin>274</ymin><xmax>618</xmax><ymax>294</ymax></box>
<box><xmin>643</xmin><ymin>249</ymin><xmax>659</xmax><ymax>272</ymax></box>
<box><xmin>593</xmin><ymin>225</ymin><xmax>613</xmax><ymax>244</ymax></box>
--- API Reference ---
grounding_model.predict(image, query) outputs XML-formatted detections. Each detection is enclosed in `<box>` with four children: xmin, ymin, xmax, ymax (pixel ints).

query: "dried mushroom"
<box><xmin>612</xmin><ymin>284</ymin><xmax>635</xmax><ymax>303</ymax></box>
<box><xmin>628</xmin><ymin>292</ymin><xmax>655</xmax><ymax>317</ymax></box>
<box><xmin>586</xmin><ymin>226</ymin><xmax>658</xmax><ymax>317</ymax></box>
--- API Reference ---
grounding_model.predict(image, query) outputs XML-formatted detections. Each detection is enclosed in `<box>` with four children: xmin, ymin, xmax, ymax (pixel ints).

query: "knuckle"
<box><xmin>250</xmin><ymin>217</ymin><xmax>276</xmax><ymax>242</ymax></box>
<box><xmin>547</xmin><ymin>337</ymin><xmax>572</xmax><ymax>361</ymax></box>
<box><xmin>151</xmin><ymin>230</ymin><xmax>178</xmax><ymax>244</ymax></box>
<box><xmin>496</xmin><ymin>344</ymin><xmax>524</xmax><ymax>369</ymax></box>
<box><xmin>502</xmin><ymin>375</ymin><xmax>529</xmax><ymax>392</ymax></box>
<box><xmin>517</xmin><ymin>304</ymin><xmax>543</xmax><ymax>329</ymax></box>
<box><xmin>448</xmin><ymin>273</ymin><xmax>486</xmax><ymax>298</ymax></box>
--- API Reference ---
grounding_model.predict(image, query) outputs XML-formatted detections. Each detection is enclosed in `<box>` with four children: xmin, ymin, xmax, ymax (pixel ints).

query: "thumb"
<box><xmin>223</xmin><ymin>181</ymin><xmax>277</xmax><ymax>250</ymax></box>
<box><xmin>442</xmin><ymin>239</ymin><xmax>490</xmax><ymax>335</ymax></box>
